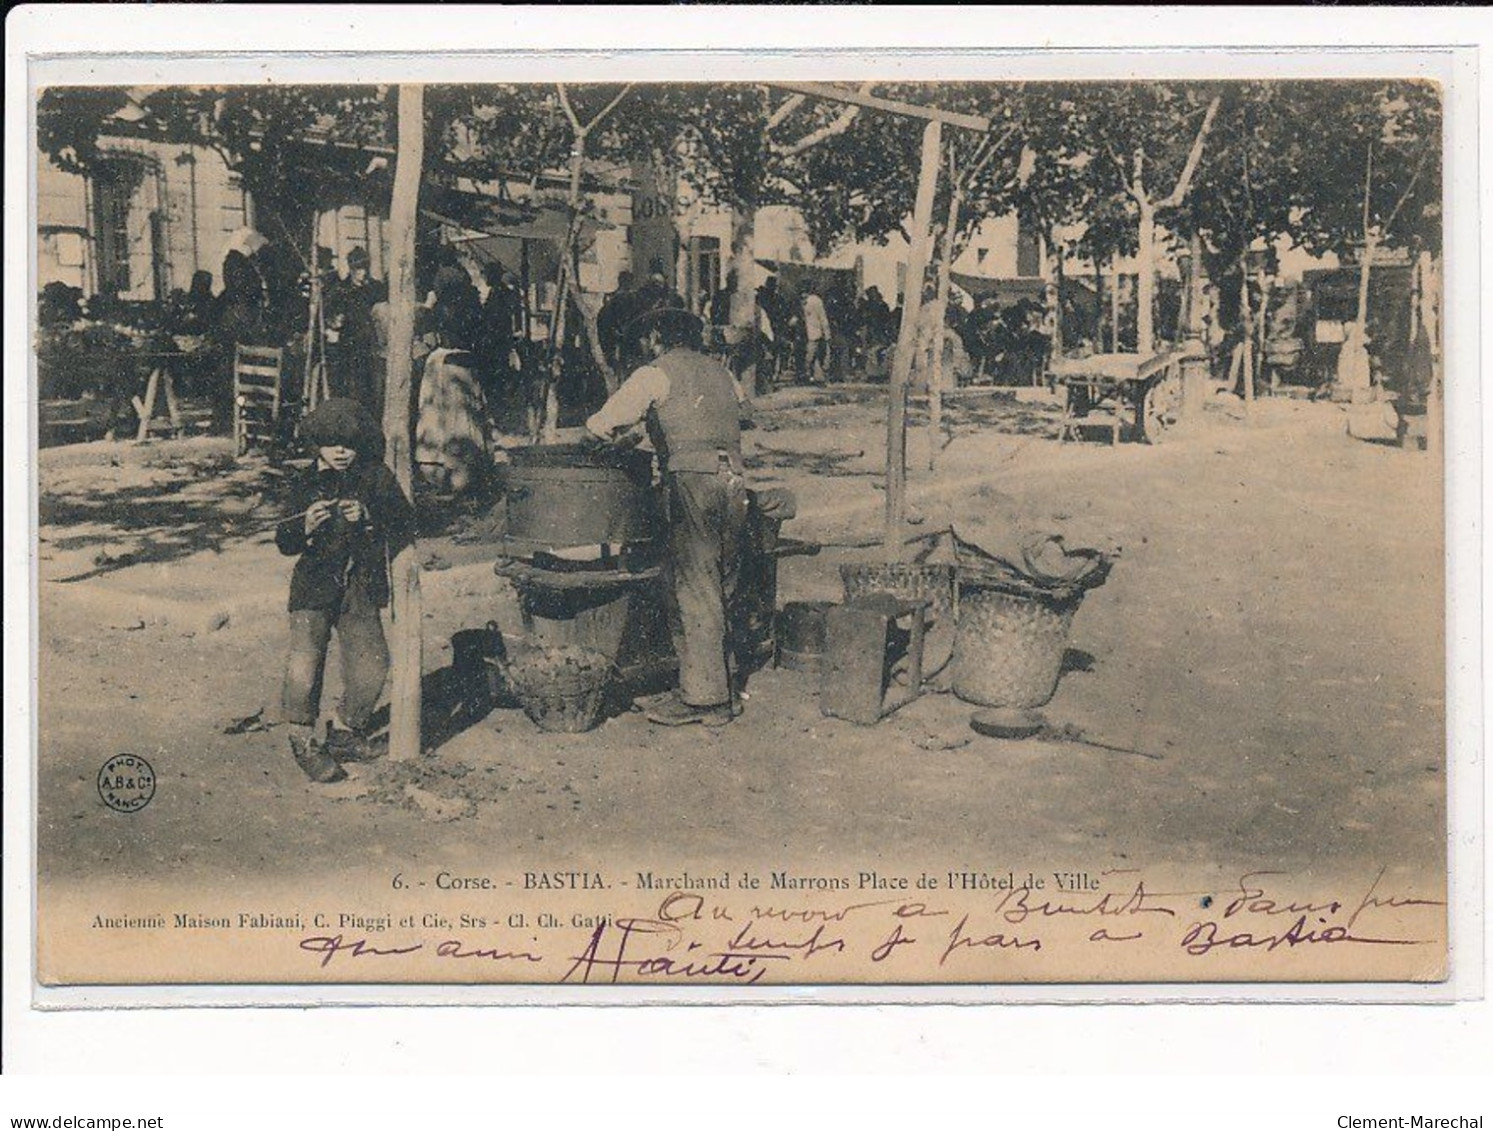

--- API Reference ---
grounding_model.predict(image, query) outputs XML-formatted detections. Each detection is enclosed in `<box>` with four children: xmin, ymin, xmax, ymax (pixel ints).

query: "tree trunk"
<box><xmin>1137</xmin><ymin>199</ymin><xmax>1156</xmax><ymax>355</ymax></box>
<box><xmin>1093</xmin><ymin>258</ymin><xmax>1104</xmax><ymax>351</ymax></box>
<box><xmin>1238</xmin><ymin>253</ymin><xmax>1255</xmax><ymax>421</ymax></box>
<box><xmin>1051</xmin><ymin>240</ymin><xmax>1065</xmax><ymax>357</ymax></box>
<box><xmin>572</xmin><ymin>280</ymin><xmax>615</xmax><ymax>392</ymax></box>
<box><xmin>1256</xmin><ymin>270</ymin><xmax>1273</xmax><ymax>392</ymax></box>
<box><xmin>729</xmin><ymin>209</ymin><xmax>759</xmax><ymax>328</ymax></box>
<box><xmin>886</xmin><ymin>119</ymin><xmax>941</xmax><ymax>550</ymax></box>
<box><xmin>1355</xmin><ymin>231</ymin><xmax>1376</xmax><ymax>332</ymax></box>
<box><xmin>1422</xmin><ymin>249</ymin><xmax>1442</xmax><ymax>459</ymax></box>
<box><xmin>1181</xmin><ymin>229</ymin><xmax>1207</xmax><ymax>422</ymax></box>
<box><xmin>1186</xmin><ymin>230</ymin><xmax>1206</xmax><ymax>336</ymax></box>
<box><xmin>1110</xmin><ymin>259</ymin><xmax>1121</xmax><ymax>352</ymax></box>
<box><xmin>382</xmin><ymin>84</ymin><xmax>425</xmax><ymax>763</ymax></box>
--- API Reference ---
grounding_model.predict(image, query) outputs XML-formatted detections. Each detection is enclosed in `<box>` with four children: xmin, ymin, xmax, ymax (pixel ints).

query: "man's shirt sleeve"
<box><xmin>585</xmin><ymin>365</ymin><xmax>670</xmax><ymax>438</ymax></box>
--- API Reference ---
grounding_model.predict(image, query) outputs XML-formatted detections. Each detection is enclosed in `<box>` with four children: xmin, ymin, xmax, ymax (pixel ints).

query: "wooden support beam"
<box><xmin>383</xmin><ymin>84</ymin><xmax>425</xmax><ymax>763</ymax></box>
<box><xmin>771</xmin><ymin>82</ymin><xmax>990</xmax><ymax>133</ymax></box>
<box><xmin>885</xmin><ymin>118</ymin><xmax>943</xmax><ymax>550</ymax></box>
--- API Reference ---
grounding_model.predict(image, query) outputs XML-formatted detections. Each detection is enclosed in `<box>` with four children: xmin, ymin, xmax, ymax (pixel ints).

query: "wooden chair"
<box><xmin>232</xmin><ymin>345</ymin><xmax>284</xmax><ymax>457</ymax></box>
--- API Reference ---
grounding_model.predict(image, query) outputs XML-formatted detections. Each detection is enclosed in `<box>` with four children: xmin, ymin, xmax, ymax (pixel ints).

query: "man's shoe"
<box><xmin>646</xmin><ymin>695</ymin><xmax>734</xmax><ymax>728</ymax></box>
<box><xmin>324</xmin><ymin>726</ymin><xmax>380</xmax><ymax>763</ymax></box>
<box><xmin>290</xmin><ymin>732</ymin><xmax>346</xmax><ymax>783</ymax></box>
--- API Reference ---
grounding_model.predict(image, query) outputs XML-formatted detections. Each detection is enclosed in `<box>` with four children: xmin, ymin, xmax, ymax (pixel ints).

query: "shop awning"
<box><xmin>422</xmin><ymin>183</ymin><xmax>611</xmax><ymax>246</ymax></box>
<box><xmin>950</xmin><ymin>273</ymin><xmax>1047</xmax><ymax>304</ymax></box>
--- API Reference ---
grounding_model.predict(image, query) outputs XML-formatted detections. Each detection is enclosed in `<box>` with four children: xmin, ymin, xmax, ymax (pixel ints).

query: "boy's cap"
<box><xmin>347</xmin><ymin>247</ymin><xmax>371</xmax><ymax>268</ymax></box>
<box><xmin>300</xmin><ymin>397</ymin><xmax>382</xmax><ymax>448</ymax></box>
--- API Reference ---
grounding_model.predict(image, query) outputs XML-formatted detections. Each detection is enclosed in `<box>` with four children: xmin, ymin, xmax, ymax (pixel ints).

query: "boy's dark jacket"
<box><xmin>276</xmin><ymin>459</ymin><xmax>415</xmax><ymax>612</ymax></box>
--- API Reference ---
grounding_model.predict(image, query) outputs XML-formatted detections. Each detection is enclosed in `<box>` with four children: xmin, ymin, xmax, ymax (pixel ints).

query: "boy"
<box><xmin>276</xmin><ymin>398</ymin><xmax>415</xmax><ymax>781</ymax></box>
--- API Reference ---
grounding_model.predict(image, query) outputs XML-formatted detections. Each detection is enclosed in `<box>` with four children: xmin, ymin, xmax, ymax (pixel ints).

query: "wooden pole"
<box><xmin>383</xmin><ymin>84</ymin><xmax>425</xmax><ymax>763</ymax></box>
<box><xmin>541</xmin><ymin>134</ymin><xmax>585</xmax><ymax>441</ymax></box>
<box><xmin>885</xmin><ymin>118</ymin><xmax>941</xmax><ymax>550</ymax></box>
<box><xmin>303</xmin><ymin>225</ymin><xmax>321</xmax><ymax>409</ymax></box>
<box><xmin>1421</xmin><ymin>249</ymin><xmax>1442</xmax><ymax>460</ymax></box>
<box><xmin>928</xmin><ymin>169</ymin><xmax>961</xmax><ymax>470</ymax></box>
<box><xmin>772</xmin><ymin>82</ymin><xmax>989</xmax><ymax>132</ymax></box>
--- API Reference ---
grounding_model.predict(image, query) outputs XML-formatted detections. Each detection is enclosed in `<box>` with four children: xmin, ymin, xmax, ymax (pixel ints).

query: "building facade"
<box><xmin>37</xmin><ymin>138</ymin><xmax>253</xmax><ymax>300</ymax></box>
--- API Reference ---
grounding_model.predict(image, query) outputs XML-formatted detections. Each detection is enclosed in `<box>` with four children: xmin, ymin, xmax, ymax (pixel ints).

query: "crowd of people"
<box><xmin>51</xmin><ymin>235</ymin><xmax>1284</xmax><ymax>456</ymax></box>
<box><xmin>750</xmin><ymin>276</ymin><xmax>904</xmax><ymax>387</ymax></box>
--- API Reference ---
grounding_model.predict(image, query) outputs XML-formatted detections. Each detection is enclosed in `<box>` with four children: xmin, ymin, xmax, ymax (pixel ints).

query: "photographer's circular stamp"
<box><xmin>98</xmin><ymin>753</ymin><xmax>155</xmax><ymax>813</ymax></box>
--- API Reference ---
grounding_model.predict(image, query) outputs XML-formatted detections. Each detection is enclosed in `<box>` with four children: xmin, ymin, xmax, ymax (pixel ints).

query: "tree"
<box><xmin>1011</xmin><ymin>86</ymin><xmax>1133</xmax><ymax>354</ymax></box>
<box><xmin>659</xmin><ymin>83</ymin><xmax>871</xmax><ymax>327</ymax></box>
<box><xmin>1291</xmin><ymin>81</ymin><xmax>1441</xmax><ymax>333</ymax></box>
<box><xmin>801</xmin><ymin>83</ymin><xmax>1025</xmax><ymax>461</ymax></box>
<box><xmin>541</xmin><ymin>83</ymin><xmax>635</xmax><ymax>434</ymax></box>
<box><xmin>432</xmin><ymin>83</ymin><xmax>689</xmax><ymax>432</ymax></box>
<box><xmin>1179</xmin><ymin>82</ymin><xmax>1315</xmax><ymax>411</ymax></box>
<box><xmin>1177</xmin><ymin>80</ymin><xmax>1441</xmax><ymax>406</ymax></box>
<box><xmin>36</xmin><ymin>86</ymin><xmax>132</xmax><ymax>174</ymax></box>
<box><xmin>1074</xmin><ymin>82</ymin><xmax>1222</xmax><ymax>355</ymax></box>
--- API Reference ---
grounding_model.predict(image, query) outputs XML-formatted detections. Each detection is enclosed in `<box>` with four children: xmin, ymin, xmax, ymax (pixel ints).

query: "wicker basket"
<box><xmin>840</xmin><ymin>561</ymin><xmax>956</xmax><ymax>617</ymax></box>
<box><xmin>950</xmin><ymin>578</ymin><xmax>1083</xmax><ymax>709</ymax></box>
<box><xmin>501</xmin><ymin>645</ymin><xmax>612</xmax><ymax>733</ymax></box>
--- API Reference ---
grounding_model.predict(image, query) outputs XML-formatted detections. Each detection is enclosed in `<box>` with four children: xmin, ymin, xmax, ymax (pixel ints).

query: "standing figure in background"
<box><xmin>755</xmin><ymin>275</ymin><xmax>787</xmax><ymax>387</ymax></box>
<box><xmin>415</xmin><ymin>344</ymin><xmax>490</xmax><ymax>495</ymax></box>
<box><xmin>801</xmin><ymin>286</ymin><xmax>831</xmax><ymax>385</ymax></box>
<box><xmin>635</xmin><ymin>258</ymin><xmax>685</xmax><ymax>316</ymax></box>
<box><xmin>326</xmin><ymin>246</ymin><xmax>386</xmax><ymax>415</ymax></box>
<box><xmin>477</xmin><ymin>263</ymin><xmax>524</xmax><ymax>420</ymax></box>
<box><xmin>597</xmin><ymin>269</ymin><xmax>640</xmax><ymax>371</ymax></box>
<box><xmin>430</xmin><ymin>251</ymin><xmax>483</xmax><ymax>352</ymax></box>
<box><xmin>208</xmin><ymin>249</ymin><xmax>269</xmax><ymax>433</ymax></box>
<box><xmin>180</xmin><ymin>270</ymin><xmax>217</xmax><ymax>334</ymax></box>
<box><xmin>856</xmin><ymin>286</ymin><xmax>893</xmax><ymax>376</ymax></box>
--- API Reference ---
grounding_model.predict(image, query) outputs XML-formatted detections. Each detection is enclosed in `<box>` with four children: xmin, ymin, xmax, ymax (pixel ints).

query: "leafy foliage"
<box><xmin>37</xmin><ymin>78</ymin><xmax>1443</xmax><ymax>298</ymax></box>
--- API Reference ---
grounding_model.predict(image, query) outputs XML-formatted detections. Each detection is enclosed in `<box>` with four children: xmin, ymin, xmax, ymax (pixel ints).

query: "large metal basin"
<box><xmin>500</xmin><ymin>443</ymin><xmax>659</xmax><ymax>553</ymax></box>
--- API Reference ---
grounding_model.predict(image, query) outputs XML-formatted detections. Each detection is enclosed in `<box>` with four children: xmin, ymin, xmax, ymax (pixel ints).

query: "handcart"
<box><xmin>1050</xmin><ymin>350</ymin><xmax>1184</xmax><ymax>444</ymax></box>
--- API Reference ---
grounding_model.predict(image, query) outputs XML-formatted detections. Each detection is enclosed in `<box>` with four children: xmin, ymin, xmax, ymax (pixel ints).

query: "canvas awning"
<box><xmin>755</xmin><ymin>259</ymin><xmax>858</xmax><ymax>299</ymax></box>
<box><xmin>422</xmin><ymin>184</ymin><xmax>611</xmax><ymax>246</ymax></box>
<box><xmin>950</xmin><ymin>273</ymin><xmax>1047</xmax><ymax>304</ymax></box>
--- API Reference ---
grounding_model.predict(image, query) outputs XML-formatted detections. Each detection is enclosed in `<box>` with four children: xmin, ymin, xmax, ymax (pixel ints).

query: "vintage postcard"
<box><xmin>21</xmin><ymin>40</ymin><xmax>1472</xmax><ymax>1002</ymax></box>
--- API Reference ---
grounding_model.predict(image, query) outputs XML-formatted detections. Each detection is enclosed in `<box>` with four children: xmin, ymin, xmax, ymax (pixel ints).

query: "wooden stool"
<box><xmin>820</xmin><ymin>593</ymin><xmax>930</xmax><ymax>725</ymax></box>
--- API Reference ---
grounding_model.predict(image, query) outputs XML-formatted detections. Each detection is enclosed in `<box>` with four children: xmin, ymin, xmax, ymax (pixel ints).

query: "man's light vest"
<box><xmin>646</xmin><ymin>347</ymin><xmax>742</xmax><ymax>472</ymax></box>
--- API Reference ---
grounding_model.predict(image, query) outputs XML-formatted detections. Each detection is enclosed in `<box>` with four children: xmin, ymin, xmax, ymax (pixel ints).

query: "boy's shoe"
<box><xmin>290</xmin><ymin>732</ymin><xmax>346</xmax><ymax>784</ymax></box>
<box><xmin>645</xmin><ymin>694</ymin><xmax>734</xmax><ymax>728</ymax></box>
<box><xmin>324</xmin><ymin>725</ymin><xmax>380</xmax><ymax>763</ymax></box>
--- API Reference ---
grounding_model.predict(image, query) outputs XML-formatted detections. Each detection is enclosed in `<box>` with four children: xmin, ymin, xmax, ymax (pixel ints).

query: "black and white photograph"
<box><xmin>23</xmin><ymin>50</ymin><xmax>1461</xmax><ymax>995</ymax></box>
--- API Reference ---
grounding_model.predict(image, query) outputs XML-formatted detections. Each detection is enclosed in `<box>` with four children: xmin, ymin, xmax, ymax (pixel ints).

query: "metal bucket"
<box><xmin>450</xmin><ymin>621</ymin><xmax>507</xmax><ymax>717</ymax></box>
<box><xmin>776</xmin><ymin>600</ymin><xmax>834</xmax><ymax>673</ymax></box>
<box><xmin>500</xmin><ymin>443</ymin><xmax>659</xmax><ymax>553</ymax></box>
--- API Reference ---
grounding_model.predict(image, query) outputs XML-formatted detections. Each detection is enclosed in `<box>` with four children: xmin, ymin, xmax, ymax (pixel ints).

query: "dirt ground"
<box><xmin>34</xmin><ymin>386</ymin><xmax>1444</xmax><ymax>900</ymax></box>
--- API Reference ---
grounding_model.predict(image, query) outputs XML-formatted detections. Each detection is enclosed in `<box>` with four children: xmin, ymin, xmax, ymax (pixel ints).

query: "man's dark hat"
<box><xmin>300</xmin><ymin>397</ymin><xmax>382</xmax><ymax>449</ymax></box>
<box><xmin>347</xmin><ymin>246</ymin><xmax>371</xmax><ymax>268</ymax></box>
<box><xmin>624</xmin><ymin>304</ymin><xmax>703</xmax><ymax>342</ymax></box>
